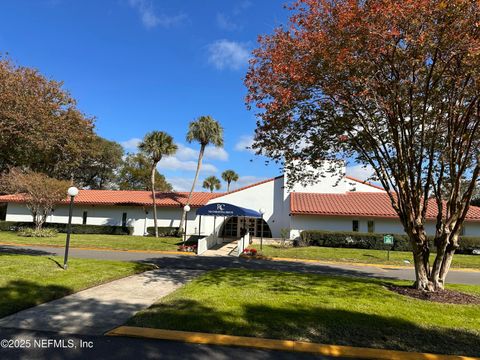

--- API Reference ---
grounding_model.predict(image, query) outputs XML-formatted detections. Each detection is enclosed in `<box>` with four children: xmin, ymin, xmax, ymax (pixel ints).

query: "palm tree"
<box><xmin>202</xmin><ymin>176</ymin><xmax>221</xmax><ymax>192</ymax></box>
<box><xmin>139</xmin><ymin>131</ymin><xmax>177</xmax><ymax>238</ymax></box>
<box><xmin>179</xmin><ymin>115</ymin><xmax>224</xmax><ymax>232</ymax></box>
<box><xmin>221</xmin><ymin>169</ymin><xmax>239</xmax><ymax>192</ymax></box>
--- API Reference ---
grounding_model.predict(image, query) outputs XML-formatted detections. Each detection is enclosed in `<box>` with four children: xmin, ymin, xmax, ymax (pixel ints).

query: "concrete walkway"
<box><xmin>201</xmin><ymin>241</ymin><xmax>238</xmax><ymax>257</ymax></box>
<box><xmin>0</xmin><ymin>268</ymin><xmax>203</xmax><ymax>335</ymax></box>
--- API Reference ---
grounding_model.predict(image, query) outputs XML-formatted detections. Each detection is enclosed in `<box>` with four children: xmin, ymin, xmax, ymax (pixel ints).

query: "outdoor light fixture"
<box><xmin>259</xmin><ymin>208</ymin><xmax>266</xmax><ymax>250</ymax></box>
<box><xmin>63</xmin><ymin>186</ymin><xmax>79</xmax><ymax>270</ymax></box>
<box><xmin>183</xmin><ymin>204</ymin><xmax>191</xmax><ymax>243</ymax></box>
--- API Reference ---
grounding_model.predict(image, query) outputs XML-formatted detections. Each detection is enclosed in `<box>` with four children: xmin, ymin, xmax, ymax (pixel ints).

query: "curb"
<box><xmin>106</xmin><ymin>326</ymin><xmax>479</xmax><ymax>360</ymax></box>
<box><xmin>0</xmin><ymin>242</ymin><xmax>196</xmax><ymax>256</ymax></box>
<box><xmin>266</xmin><ymin>256</ymin><xmax>480</xmax><ymax>273</ymax></box>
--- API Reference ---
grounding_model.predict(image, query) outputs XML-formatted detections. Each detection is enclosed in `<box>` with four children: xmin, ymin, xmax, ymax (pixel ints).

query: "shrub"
<box><xmin>0</xmin><ymin>221</ymin><xmax>133</xmax><ymax>235</ymax></box>
<box><xmin>18</xmin><ymin>228</ymin><xmax>58</xmax><ymax>238</ymax></box>
<box><xmin>146</xmin><ymin>226</ymin><xmax>180</xmax><ymax>237</ymax></box>
<box><xmin>298</xmin><ymin>230</ymin><xmax>480</xmax><ymax>254</ymax></box>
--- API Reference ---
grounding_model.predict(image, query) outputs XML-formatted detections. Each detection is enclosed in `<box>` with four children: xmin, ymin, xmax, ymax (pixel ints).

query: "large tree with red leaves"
<box><xmin>246</xmin><ymin>0</ymin><xmax>480</xmax><ymax>291</ymax></box>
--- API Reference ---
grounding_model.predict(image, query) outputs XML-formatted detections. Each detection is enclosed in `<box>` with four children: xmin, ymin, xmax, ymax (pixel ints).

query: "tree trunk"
<box><xmin>150</xmin><ymin>163</ymin><xmax>158</xmax><ymax>238</ymax></box>
<box><xmin>227</xmin><ymin>181</ymin><xmax>231</xmax><ymax>192</ymax></box>
<box><xmin>179</xmin><ymin>144</ymin><xmax>205</xmax><ymax>233</ymax></box>
<box><xmin>412</xmin><ymin>248</ymin><xmax>433</xmax><ymax>291</ymax></box>
<box><xmin>409</xmin><ymin>229</ymin><xmax>434</xmax><ymax>291</ymax></box>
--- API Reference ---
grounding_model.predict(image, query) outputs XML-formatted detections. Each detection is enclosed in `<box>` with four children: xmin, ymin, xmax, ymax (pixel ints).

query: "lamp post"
<box><xmin>183</xmin><ymin>204</ymin><xmax>191</xmax><ymax>243</ymax></box>
<box><xmin>63</xmin><ymin>186</ymin><xmax>79</xmax><ymax>270</ymax></box>
<box><xmin>259</xmin><ymin>208</ymin><xmax>266</xmax><ymax>251</ymax></box>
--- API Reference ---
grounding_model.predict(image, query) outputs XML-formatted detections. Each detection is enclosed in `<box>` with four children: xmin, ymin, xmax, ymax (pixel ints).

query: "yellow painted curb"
<box><xmin>106</xmin><ymin>326</ymin><xmax>479</xmax><ymax>360</ymax></box>
<box><xmin>267</xmin><ymin>256</ymin><xmax>480</xmax><ymax>273</ymax></box>
<box><xmin>0</xmin><ymin>242</ymin><xmax>196</xmax><ymax>256</ymax></box>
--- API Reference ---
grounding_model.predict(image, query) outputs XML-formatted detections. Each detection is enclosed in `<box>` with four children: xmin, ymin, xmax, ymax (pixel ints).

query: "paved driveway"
<box><xmin>1</xmin><ymin>244</ymin><xmax>479</xmax><ymax>285</ymax></box>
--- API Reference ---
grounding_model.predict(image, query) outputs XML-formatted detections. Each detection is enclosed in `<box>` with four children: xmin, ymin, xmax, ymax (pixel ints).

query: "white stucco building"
<box><xmin>1</xmin><ymin>161</ymin><xmax>480</xmax><ymax>239</ymax></box>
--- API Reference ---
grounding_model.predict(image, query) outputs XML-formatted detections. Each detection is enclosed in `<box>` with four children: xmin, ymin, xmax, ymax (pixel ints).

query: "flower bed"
<box><xmin>178</xmin><ymin>244</ymin><xmax>197</xmax><ymax>253</ymax></box>
<box><xmin>242</xmin><ymin>248</ymin><xmax>258</xmax><ymax>256</ymax></box>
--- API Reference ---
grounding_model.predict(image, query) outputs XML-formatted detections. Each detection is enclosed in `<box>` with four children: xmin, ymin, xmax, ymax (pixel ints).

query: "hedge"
<box><xmin>299</xmin><ymin>230</ymin><xmax>480</xmax><ymax>254</ymax></box>
<box><xmin>0</xmin><ymin>221</ymin><xmax>133</xmax><ymax>235</ymax></box>
<box><xmin>146</xmin><ymin>226</ymin><xmax>181</xmax><ymax>237</ymax></box>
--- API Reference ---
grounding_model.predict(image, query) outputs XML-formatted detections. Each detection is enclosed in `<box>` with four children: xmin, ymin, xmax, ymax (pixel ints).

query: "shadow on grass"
<box><xmin>128</xmin><ymin>270</ymin><xmax>480</xmax><ymax>357</ymax></box>
<box><xmin>130</xmin><ymin>299</ymin><xmax>479</xmax><ymax>357</ymax></box>
<box><xmin>0</xmin><ymin>280</ymin><xmax>73</xmax><ymax>318</ymax></box>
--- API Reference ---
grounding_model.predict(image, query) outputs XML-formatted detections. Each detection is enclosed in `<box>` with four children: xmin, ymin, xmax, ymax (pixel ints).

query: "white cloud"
<box><xmin>346</xmin><ymin>164</ymin><xmax>375</xmax><ymax>181</ymax></box>
<box><xmin>233</xmin><ymin>0</ymin><xmax>252</xmax><ymax>15</ymax></box>
<box><xmin>120</xmin><ymin>138</ymin><xmax>141</xmax><ymax>152</ymax></box>
<box><xmin>176</xmin><ymin>144</ymin><xmax>228</xmax><ymax>161</ymax></box>
<box><xmin>128</xmin><ymin>0</ymin><xmax>187</xmax><ymax>28</ymax></box>
<box><xmin>207</xmin><ymin>39</ymin><xmax>250</xmax><ymax>70</ymax></box>
<box><xmin>205</xmin><ymin>146</ymin><xmax>228</xmax><ymax>161</ymax></box>
<box><xmin>166</xmin><ymin>177</ymin><xmax>194</xmax><ymax>192</ymax></box>
<box><xmin>234</xmin><ymin>135</ymin><xmax>255</xmax><ymax>153</ymax></box>
<box><xmin>159</xmin><ymin>156</ymin><xmax>218</xmax><ymax>173</ymax></box>
<box><xmin>216</xmin><ymin>13</ymin><xmax>240</xmax><ymax>31</ymax></box>
<box><xmin>232</xmin><ymin>175</ymin><xmax>267</xmax><ymax>190</ymax></box>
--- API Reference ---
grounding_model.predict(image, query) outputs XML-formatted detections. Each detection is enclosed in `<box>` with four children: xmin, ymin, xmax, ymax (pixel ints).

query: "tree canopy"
<box><xmin>246</xmin><ymin>0</ymin><xmax>480</xmax><ymax>291</ymax></box>
<box><xmin>75</xmin><ymin>136</ymin><xmax>124</xmax><ymax>189</ymax></box>
<box><xmin>0</xmin><ymin>168</ymin><xmax>69</xmax><ymax>230</ymax></box>
<box><xmin>117</xmin><ymin>153</ymin><xmax>172</xmax><ymax>191</ymax></box>
<box><xmin>0</xmin><ymin>57</ymin><xmax>94</xmax><ymax>178</ymax></box>
<box><xmin>202</xmin><ymin>176</ymin><xmax>221</xmax><ymax>192</ymax></box>
<box><xmin>221</xmin><ymin>170</ymin><xmax>239</xmax><ymax>192</ymax></box>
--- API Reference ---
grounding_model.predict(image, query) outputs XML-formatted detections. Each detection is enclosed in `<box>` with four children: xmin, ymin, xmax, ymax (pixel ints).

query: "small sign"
<box><xmin>384</xmin><ymin>235</ymin><xmax>394</xmax><ymax>245</ymax></box>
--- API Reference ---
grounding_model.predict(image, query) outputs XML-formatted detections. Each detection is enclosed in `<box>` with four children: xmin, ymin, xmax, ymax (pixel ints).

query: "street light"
<box><xmin>183</xmin><ymin>204</ymin><xmax>191</xmax><ymax>243</ymax></box>
<box><xmin>63</xmin><ymin>186</ymin><xmax>79</xmax><ymax>270</ymax></box>
<box><xmin>259</xmin><ymin>208</ymin><xmax>266</xmax><ymax>251</ymax></box>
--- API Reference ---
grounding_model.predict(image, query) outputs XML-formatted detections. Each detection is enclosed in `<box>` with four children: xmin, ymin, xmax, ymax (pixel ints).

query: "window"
<box><xmin>460</xmin><ymin>226</ymin><xmax>465</xmax><ymax>236</ymax></box>
<box><xmin>352</xmin><ymin>220</ymin><xmax>359</xmax><ymax>232</ymax></box>
<box><xmin>82</xmin><ymin>211</ymin><xmax>88</xmax><ymax>225</ymax></box>
<box><xmin>122</xmin><ymin>212</ymin><xmax>127</xmax><ymax>227</ymax></box>
<box><xmin>367</xmin><ymin>220</ymin><xmax>375</xmax><ymax>233</ymax></box>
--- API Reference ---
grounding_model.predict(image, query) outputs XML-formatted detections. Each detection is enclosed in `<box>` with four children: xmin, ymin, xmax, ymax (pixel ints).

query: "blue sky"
<box><xmin>0</xmin><ymin>0</ymin><xmax>369</xmax><ymax>191</ymax></box>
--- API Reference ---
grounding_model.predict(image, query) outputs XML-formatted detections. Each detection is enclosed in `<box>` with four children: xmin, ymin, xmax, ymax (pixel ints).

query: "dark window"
<box><xmin>255</xmin><ymin>218</ymin><xmax>272</xmax><ymax>238</ymax></box>
<box><xmin>222</xmin><ymin>217</ymin><xmax>238</xmax><ymax>237</ymax></box>
<box><xmin>122</xmin><ymin>212</ymin><xmax>127</xmax><ymax>227</ymax></box>
<box><xmin>352</xmin><ymin>220</ymin><xmax>359</xmax><ymax>232</ymax></box>
<box><xmin>367</xmin><ymin>220</ymin><xmax>375</xmax><ymax>233</ymax></box>
<box><xmin>82</xmin><ymin>211</ymin><xmax>88</xmax><ymax>225</ymax></box>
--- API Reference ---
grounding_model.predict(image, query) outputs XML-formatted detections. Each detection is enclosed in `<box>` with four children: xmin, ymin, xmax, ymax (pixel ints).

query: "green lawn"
<box><xmin>0</xmin><ymin>254</ymin><xmax>153</xmax><ymax>317</ymax></box>
<box><xmin>128</xmin><ymin>269</ymin><xmax>480</xmax><ymax>356</ymax></box>
<box><xmin>0</xmin><ymin>231</ymin><xmax>180</xmax><ymax>252</ymax></box>
<box><xmin>257</xmin><ymin>245</ymin><xmax>480</xmax><ymax>269</ymax></box>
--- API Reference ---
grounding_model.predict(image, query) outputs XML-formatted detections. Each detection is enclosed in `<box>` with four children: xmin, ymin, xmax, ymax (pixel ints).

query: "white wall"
<box><xmin>5</xmin><ymin>203</ymin><xmax>200</xmax><ymax>236</ymax></box>
<box><xmin>289</xmin><ymin>215</ymin><xmax>480</xmax><ymax>239</ymax></box>
<box><xmin>202</xmin><ymin>177</ymin><xmax>285</xmax><ymax>237</ymax></box>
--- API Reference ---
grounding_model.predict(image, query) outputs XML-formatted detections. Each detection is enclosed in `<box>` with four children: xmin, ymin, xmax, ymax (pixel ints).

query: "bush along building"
<box><xmin>0</xmin><ymin>161</ymin><xmax>479</xmax><ymax>241</ymax></box>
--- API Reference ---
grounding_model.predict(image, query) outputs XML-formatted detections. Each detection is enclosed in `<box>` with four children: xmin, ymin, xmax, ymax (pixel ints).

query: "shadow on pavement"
<box><xmin>0</xmin><ymin>246</ymin><xmax>55</xmax><ymax>256</ymax></box>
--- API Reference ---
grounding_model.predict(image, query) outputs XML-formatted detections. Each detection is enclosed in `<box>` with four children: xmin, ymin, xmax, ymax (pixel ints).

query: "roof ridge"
<box><xmin>345</xmin><ymin>176</ymin><xmax>385</xmax><ymax>191</ymax></box>
<box><xmin>210</xmin><ymin>175</ymin><xmax>284</xmax><ymax>199</ymax></box>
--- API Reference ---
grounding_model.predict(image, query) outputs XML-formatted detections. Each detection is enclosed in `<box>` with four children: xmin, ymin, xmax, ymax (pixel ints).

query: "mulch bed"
<box><xmin>387</xmin><ymin>285</ymin><xmax>480</xmax><ymax>305</ymax></box>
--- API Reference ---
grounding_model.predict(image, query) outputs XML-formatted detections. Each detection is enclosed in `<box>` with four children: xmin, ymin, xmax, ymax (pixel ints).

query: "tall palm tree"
<box><xmin>139</xmin><ymin>131</ymin><xmax>177</xmax><ymax>238</ymax></box>
<box><xmin>221</xmin><ymin>169</ymin><xmax>239</xmax><ymax>192</ymax></box>
<box><xmin>179</xmin><ymin>115</ymin><xmax>224</xmax><ymax>232</ymax></box>
<box><xmin>202</xmin><ymin>176</ymin><xmax>221</xmax><ymax>192</ymax></box>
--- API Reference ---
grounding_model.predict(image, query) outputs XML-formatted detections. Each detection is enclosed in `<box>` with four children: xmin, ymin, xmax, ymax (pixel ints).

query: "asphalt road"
<box><xmin>1</xmin><ymin>244</ymin><xmax>479</xmax><ymax>285</ymax></box>
<box><xmin>0</xmin><ymin>328</ymin><xmax>344</xmax><ymax>360</ymax></box>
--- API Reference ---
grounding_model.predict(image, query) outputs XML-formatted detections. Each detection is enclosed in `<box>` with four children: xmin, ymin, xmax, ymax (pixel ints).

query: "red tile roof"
<box><xmin>0</xmin><ymin>190</ymin><xmax>219</xmax><ymax>208</ymax></box>
<box><xmin>290</xmin><ymin>192</ymin><xmax>480</xmax><ymax>221</ymax></box>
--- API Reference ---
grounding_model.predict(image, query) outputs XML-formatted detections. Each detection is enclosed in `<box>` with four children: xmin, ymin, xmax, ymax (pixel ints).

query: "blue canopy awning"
<box><xmin>196</xmin><ymin>203</ymin><xmax>262</xmax><ymax>218</ymax></box>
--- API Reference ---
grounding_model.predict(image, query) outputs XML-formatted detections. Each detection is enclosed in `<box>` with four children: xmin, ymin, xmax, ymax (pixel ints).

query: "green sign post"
<box><xmin>384</xmin><ymin>235</ymin><xmax>394</xmax><ymax>260</ymax></box>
